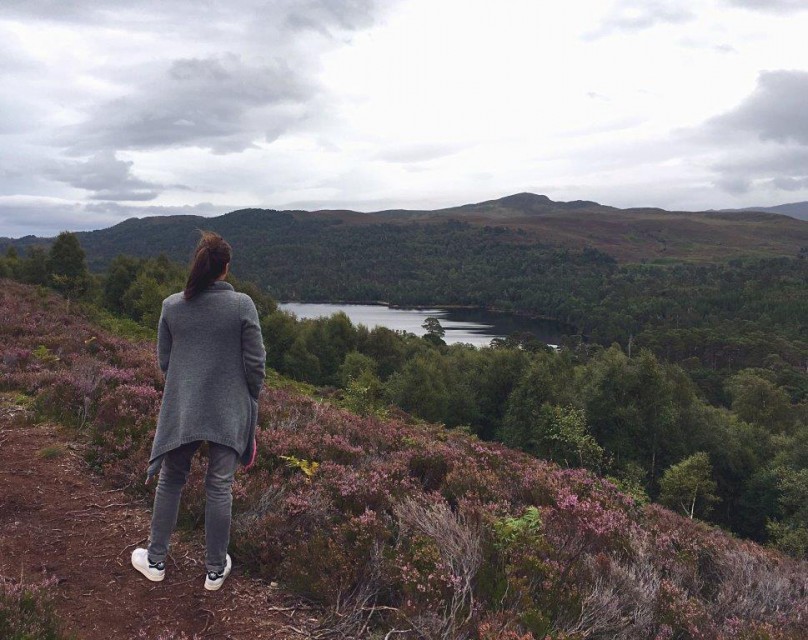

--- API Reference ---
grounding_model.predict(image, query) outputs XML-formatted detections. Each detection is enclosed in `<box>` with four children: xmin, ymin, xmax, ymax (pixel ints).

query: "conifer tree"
<box><xmin>46</xmin><ymin>231</ymin><xmax>91</xmax><ymax>306</ymax></box>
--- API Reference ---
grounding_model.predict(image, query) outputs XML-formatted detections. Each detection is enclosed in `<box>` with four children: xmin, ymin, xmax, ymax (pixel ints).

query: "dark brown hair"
<box><xmin>183</xmin><ymin>230</ymin><xmax>232</xmax><ymax>300</ymax></box>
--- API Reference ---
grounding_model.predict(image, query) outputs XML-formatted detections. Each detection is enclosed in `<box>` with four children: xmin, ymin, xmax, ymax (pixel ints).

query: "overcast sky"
<box><xmin>2</xmin><ymin>0</ymin><xmax>808</xmax><ymax>237</ymax></box>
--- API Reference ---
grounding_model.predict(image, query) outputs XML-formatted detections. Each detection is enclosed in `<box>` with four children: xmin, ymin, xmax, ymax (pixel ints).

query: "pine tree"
<box><xmin>46</xmin><ymin>231</ymin><xmax>90</xmax><ymax>306</ymax></box>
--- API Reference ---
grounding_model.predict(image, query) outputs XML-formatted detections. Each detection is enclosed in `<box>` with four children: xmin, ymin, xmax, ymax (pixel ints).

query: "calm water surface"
<box><xmin>278</xmin><ymin>302</ymin><xmax>569</xmax><ymax>348</ymax></box>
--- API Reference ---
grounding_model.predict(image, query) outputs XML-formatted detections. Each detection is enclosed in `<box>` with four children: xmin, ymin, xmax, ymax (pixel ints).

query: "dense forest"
<box><xmin>1</xmin><ymin>232</ymin><xmax>806</xmax><ymax>560</ymax></box>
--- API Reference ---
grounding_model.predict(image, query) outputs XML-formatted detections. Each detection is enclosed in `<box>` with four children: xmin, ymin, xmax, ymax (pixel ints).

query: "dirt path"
<box><xmin>0</xmin><ymin>394</ymin><xmax>321</xmax><ymax>639</ymax></box>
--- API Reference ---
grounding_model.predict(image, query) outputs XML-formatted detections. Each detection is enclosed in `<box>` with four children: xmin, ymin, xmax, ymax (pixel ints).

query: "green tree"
<box><xmin>541</xmin><ymin>405</ymin><xmax>603</xmax><ymax>471</ymax></box>
<box><xmin>500</xmin><ymin>350</ymin><xmax>575</xmax><ymax>450</ymax></box>
<box><xmin>764</xmin><ymin>426</ymin><xmax>808</xmax><ymax>557</ymax></box>
<box><xmin>766</xmin><ymin>467</ymin><xmax>808</xmax><ymax>559</ymax></box>
<box><xmin>422</xmin><ymin>316</ymin><xmax>446</xmax><ymax>346</ymax></box>
<box><xmin>20</xmin><ymin>246</ymin><xmax>49</xmax><ymax>285</ymax></box>
<box><xmin>341</xmin><ymin>368</ymin><xmax>385</xmax><ymax>417</ymax></box>
<box><xmin>46</xmin><ymin>231</ymin><xmax>91</xmax><ymax>302</ymax></box>
<box><xmin>338</xmin><ymin>351</ymin><xmax>378</xmax><ymax>387</ymax></box>
<box><xmin>581</xmin><ymin>346</ymin><xmax>688</xmax><ymax>487</ymax></box>
<box><xmin>322</xmin><ymin>312</ymin><xmax>357</xmax><ymax>383</ymax></box>
<box><xmin>263</xmin><ymin>310</ymin><xmax>298</xmax><ymax>373</ymax></box>
<box><xmin>442</xmin><ymin>345</ymin><xmax>483</xmax><ymax>428</ymax></box>
<box><xmin>726</xmin><ymin>370</ymin><xmax>794</xmax><ymax>434</ymax></box>
<box><xmin>283</xmin><ymin>336</ymin><xmax>321</xmax><ymax>382</ymax></box>
<box><xmin>360</xmin><ymin>326</ymin><xmax>409</xmax><ymax>380</ymax></box>
<box><xmin>472</xmin><ymin>347</ymin><xmax>530</xmax><ymax>440</ymax></box>
<box><xmin>121</xmin><ymin>273</ymin><xmax>165</xmax><ymax>326</ymax></box>
<box><xmin>659</xmin><ymin>452</ymin><xmax>720</xmax><ymax>520</ymax></box>
<box><xmin>385</xmin><ymin>351</ymin><xmax>449</xmax><ymax>423</ymax></box>
<box><xmin>422</xmin><ymin>317</ymin><xmax>444</xmax><ymax>336</ymax></box>
<box><xmin>2</xmin><ymin>244</ymin><xmax>22</xmax><ymax>279</ymax></box>
<box><xmin>535</xmin><ymin>404</ymin><xmax>604</xmax><ymax>471</ymax></box>
<box><xmin>103</xmin><ymin>255</ymin><xmax>141</xmax><ymax>314</ymax></box>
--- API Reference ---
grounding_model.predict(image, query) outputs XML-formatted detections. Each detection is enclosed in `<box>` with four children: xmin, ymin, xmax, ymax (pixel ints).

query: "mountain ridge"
<box><xmin>2</xmin><ymin>192</ymin><xmax>808</xmax><ymax>264</ymax></box>
<box><xmin>715</xmin><ymin>200</ymin><xmax>808</xmax><ymax>221</ymax></box>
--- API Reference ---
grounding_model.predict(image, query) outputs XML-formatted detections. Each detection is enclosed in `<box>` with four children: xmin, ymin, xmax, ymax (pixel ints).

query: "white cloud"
<box><xmin>726</xmin><ymin>0</ymin><xmax>808</xmax><ymax>14</ymax></box>
<box><xmin>585</xmin><ymin>0</ymin><xmax>694</xmax><ymax>40</ymax></box>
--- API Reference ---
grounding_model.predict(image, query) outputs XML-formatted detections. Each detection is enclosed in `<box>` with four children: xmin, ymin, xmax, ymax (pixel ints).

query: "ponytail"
<box><xmin>183</xmin><ymin>230</ymin><xmax>232</xmax><ymax>300</ymax></box>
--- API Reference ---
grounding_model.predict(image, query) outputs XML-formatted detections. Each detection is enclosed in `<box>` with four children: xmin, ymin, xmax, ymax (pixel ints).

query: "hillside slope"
<box><xmin>1</xmin><ymin>279</ymin><xmax>807</xmax><ymax>639</ymax></box>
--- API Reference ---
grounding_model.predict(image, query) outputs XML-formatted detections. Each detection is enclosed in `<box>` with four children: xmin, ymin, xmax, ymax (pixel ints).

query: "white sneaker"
<box><xmin>131</xmin><ymin>548</ymin><xmax>166</xmax><ymax>582</ymax></box>
<box><xmin>204</xmin><ymin>554</ymin><xmax>232</xmax><ymax>591</ymax></box>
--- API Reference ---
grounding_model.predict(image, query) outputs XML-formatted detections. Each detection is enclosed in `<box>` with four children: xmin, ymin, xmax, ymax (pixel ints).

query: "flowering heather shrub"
<box><xmin>0</xmin><ymin>572</ymin><xmax>71</xmax><ymax>640</ymax></box>
<box><xmin>33</xmin><ymin>368</ymin><xmax>90</xmax><ymax>426</ymax></box>
<box><xmin>2</xmin><ymin>278</ymin><xmax>808</xmax><ymax>640</ymax></box>
<box><xmin>1</xmin><ymin>346</ymin><xmax>32</xmax><ymax>369</ymax></box>
<box><xmin>476</xmin><ymin>614</ymin><xmax>540</xmax><ymax>640</ymax></box>
<box><xmin>93</xmin><ymin>383</ymin><xmax>161</xmax><ymax>435</ymax></box>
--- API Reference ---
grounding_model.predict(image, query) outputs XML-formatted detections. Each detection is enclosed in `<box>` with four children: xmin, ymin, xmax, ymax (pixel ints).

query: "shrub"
<box><xmin>38</xmin><ymin>444</ymin><xmax>66</xmax><ymax>459</ymax></box>
<box><xmin>0</xmin><ymin>572</ymin><xmax>73</xmax><ymax>640</ymax></box>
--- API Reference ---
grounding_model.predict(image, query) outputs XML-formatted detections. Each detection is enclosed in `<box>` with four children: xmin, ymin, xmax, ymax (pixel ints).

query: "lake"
<box><xmin>277</xmin><ymin>302</ymin><xmax>570</xmax><ymax>348</ymax></box>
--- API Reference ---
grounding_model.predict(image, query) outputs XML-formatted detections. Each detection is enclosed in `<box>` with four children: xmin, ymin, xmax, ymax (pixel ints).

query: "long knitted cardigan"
<box><xmin>145</xmin><ymin>280</ymin><xmax>266</xmax><ymax>483</ymax></box>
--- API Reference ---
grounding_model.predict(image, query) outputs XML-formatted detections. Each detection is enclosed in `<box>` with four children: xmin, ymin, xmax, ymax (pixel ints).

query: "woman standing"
<box><xmin>131</xmin><ymin>230</ymin><xmax>266</xmax><ymax>591</ymax></box>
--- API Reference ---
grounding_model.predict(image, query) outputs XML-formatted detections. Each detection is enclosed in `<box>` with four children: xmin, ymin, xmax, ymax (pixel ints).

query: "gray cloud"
<box><xmin>2</xmin><ymin>0</ymin><xmax>382</xmax><ymax>28</ymax></box>
<box><xmin>285</xmin><ymin>0</ymin><xmax>378</xmax><ymax>34</ymax></box>
<box><xmin>63</xmin><ymin>54</ymin><xmax>313</xmax><ymax>155</ymax></box>
<box><xmin>712</xmin><ymin>147</ymin><xmax>808</xmax><ymax>175</ymax></box>
<box><xmin>82</xmin><ymin>201</ymin><xmax>233</xmax><ymax>219</ymax></box>
<box><xmin>769</xmin><ymin>176</ymin><xmax>808</xmax><ymax>191</ymax></box>
<box><xmin>0</xmin><ymin>199</ymin><xmax>234</xmax><ymax>237</ymax></box>
<box><xmin>0</xmin><ymin>36</ymin><xmax>39</xmax><ymax>75</ymax></box>
<box><xmin>585</xmin><ymin>0</ymin><xmax>694</xmax><ymax>39</ymax></box>
<box><xmin>0</xmin><ymin>200</ymin><xmax>110</xmax><ymax>236</ymax></box>
<box><xmin>706</xmin><ymin>70</ymin><xmax>808</xmax><ymax>145</ymax></box>
<box><xmin>45</xmin><ymin>151</ymin><xmax>161</xmax><ymax>201</ymax></box>
<box><xmin>726</xmin><ymin>0</ymin><xmax>808</xmax><ymax>13</ymax></box>
<box><xmin>714</xmin><ymin>44</ymin><xmax>737</xmax><ymax>54</ymax></box>
<box><xmin>710</xmin><ymin>147</ymin><xmax>808</xmax><ymax>195</ymax></box>
<box><xmin>693</xmin><ymin>72</ymin><xmax>808</xmax><ymax>195</ymax></box>
<box><xmin>0</xmin><ymin>0</ymin><xmax>394</xmax><ymax>209</ymax></box>
<box><xmin>714</xmin><ymin>175</ymin><xmax>751</xmax><ymax>195</ymax></box>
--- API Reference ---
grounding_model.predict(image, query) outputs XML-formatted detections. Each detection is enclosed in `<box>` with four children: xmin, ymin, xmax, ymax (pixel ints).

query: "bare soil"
<box><xmin>0</xmin><ymin>394</ymin><xmax>321</xmax><ymax>639</ymax></box>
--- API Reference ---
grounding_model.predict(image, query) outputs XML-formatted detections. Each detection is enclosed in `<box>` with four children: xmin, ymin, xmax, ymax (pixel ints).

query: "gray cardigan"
<box><xmin>145</xmin><ymin>280</ymin><xmax>266</xmax><ymax>482</ymax></box>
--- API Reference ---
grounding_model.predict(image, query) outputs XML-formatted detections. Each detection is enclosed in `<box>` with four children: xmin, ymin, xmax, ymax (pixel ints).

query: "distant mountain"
<box><xmin>716</xmin><ymin>201</ymin><xmax>808</xmax><ymax>221</ymax></box>
<box><xmin>2</xmin><ymin>193</ymin><xmax>808</xmax><ymax>271</ymax></box>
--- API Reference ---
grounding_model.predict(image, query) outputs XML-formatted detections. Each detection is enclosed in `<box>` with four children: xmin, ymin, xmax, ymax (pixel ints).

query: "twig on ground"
<box><xmin>118</xmin><ymin>538</ymin><xmax>147</xmax><ymax>557</ymax></box>
<box><xmin>200</xmin><ymin>608</ymin><xmax>216</xmax><ymax>634</ymax></box>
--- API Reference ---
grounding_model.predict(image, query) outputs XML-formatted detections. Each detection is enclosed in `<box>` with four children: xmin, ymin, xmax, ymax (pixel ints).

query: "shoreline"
<box><xmin>277</xmin><ymin>299</ymin><xmax>585</xmax><ymax>337</ymax></box>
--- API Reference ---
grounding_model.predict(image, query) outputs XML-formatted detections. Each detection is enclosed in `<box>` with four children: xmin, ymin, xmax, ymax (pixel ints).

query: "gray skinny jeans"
<box><xmin>147</xmin><ymin>440</ymin><xmax>239</xmax><ymax>573</ymax></box>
